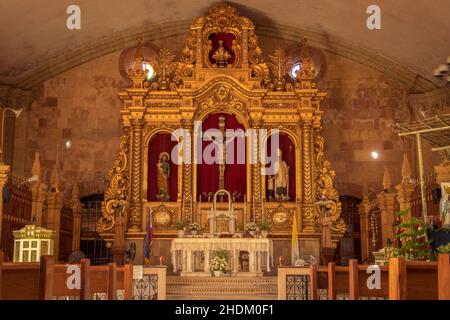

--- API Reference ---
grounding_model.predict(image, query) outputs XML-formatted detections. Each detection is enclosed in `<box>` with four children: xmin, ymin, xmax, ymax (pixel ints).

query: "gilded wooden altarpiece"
<box><xmin>98</xmin><ymin>3</ymin><xmax>345</xmax><ymax>246</ymax></box>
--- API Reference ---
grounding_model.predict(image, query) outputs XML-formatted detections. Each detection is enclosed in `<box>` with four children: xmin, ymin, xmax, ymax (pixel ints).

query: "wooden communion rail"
<box><xmin>278</xmin><ymin>254</ymin><xmax>450</xmax><ymax>300</ymax></box>
<box><xmin>0</xmin><ymin>251</ymin><xmax>166</xmax><ymax>300</ymax></box>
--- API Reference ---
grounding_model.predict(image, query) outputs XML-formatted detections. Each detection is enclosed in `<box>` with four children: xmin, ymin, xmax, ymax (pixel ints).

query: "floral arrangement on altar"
<box><xmin>210</xmin><ymin>250</ymin><xmax>228</xmax><ymax>273</ymax></box>
<box><xmin>245</xmin><ymin>222</ymin><xmax>257</xmax><ymax>232</ymax></box>
<box><xmin>188</xmin><ymin>222</ymin><xmax>200</xmax><ymax>232</ymax></box>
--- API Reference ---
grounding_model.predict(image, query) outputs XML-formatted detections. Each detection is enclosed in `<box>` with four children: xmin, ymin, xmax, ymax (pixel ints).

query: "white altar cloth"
<box><xmin>170</xmin><ymin>238</ymin><xmax>273</xmax><ymax>276</ymax></box>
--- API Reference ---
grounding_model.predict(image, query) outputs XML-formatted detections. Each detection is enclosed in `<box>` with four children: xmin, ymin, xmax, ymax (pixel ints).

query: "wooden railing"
<box><xmin>278</xmin><ymin>254</ymin><xmax>450</xmax><ymax>300</ymax></box>
<box><xmin>0</xmin><ymin>252</ymin><xmax>167</xmax><ymax>300</ymax></box>
<box><xmin>1</xmin><ymin>174</ymin><xmax>32</xmax><ymax>260</ymax></box>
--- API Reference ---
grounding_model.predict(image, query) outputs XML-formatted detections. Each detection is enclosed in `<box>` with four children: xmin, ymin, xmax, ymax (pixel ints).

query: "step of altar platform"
<box><xmin>166</xmin><ymin>276</ymin><xmax>278</xmax><ymax>300</ymax></box>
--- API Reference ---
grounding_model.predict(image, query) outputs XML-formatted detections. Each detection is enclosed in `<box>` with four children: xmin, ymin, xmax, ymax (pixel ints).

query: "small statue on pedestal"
<box><xmin>157</xmin><ymin>152</ymin><xmax>171</xmax><ymax>201</ymax></box>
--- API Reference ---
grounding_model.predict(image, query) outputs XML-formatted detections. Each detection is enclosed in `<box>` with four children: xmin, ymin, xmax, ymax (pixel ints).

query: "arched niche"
<box><xmin>264</xmin><ymin>133</ymin><xmax>296</xmax><ymax>201</ymax></box>
<box><xmin>147</xmin><ymin>132</ymin><xmax>179</xmax><ymax>202</ymax></box>
<box><xmin>196</xmin><ymin>113</ymin><xmax>247</xmax><ymax>202</ymax></box>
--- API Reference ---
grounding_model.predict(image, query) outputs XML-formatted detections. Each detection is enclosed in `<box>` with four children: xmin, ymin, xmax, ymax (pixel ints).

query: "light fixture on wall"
<box><xmin>0</xmin><ymin>107</ymin><xmax>22</xmax><ymax>163</ymax></box>
<box><xmin>433</xmin><ymin>55</ymin><xmax>450</xmax><ymax>85</ymax></box>
<box><xmin>371</xmin><ymin>151</ymin><xmax>379</xmax><ymax>159</ymax></box>
<box><xmin>65</xmin><ymin>139</ymin><xmax>72</xmax><ymax>150</ymax></box>
<box><xmin>142</xmin><ymin>61</ymin><xmax>156</xmax><ymax>81</ymax></box>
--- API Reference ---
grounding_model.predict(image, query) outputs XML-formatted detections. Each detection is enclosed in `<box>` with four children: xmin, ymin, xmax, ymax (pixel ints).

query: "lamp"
<box><xmin>0</xmin><ymin>107</ymin><xmax>23</xmax><ymax>163</ymax></box>
<box><xmin>433</xmin><ymin>55</ymin><xmax>450</xmax><ymax>85</ymax></box>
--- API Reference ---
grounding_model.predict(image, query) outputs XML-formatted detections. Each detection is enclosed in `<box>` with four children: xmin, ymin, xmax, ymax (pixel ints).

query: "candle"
<box><xmin>198</xmin><ymin>195</ymin><xmax>202</xmax><ymax>226</ymax></box>
<box><xmin>243</xmin><ymin>194</ymin><xmax>247</xmax><ymax>228</ymax></box>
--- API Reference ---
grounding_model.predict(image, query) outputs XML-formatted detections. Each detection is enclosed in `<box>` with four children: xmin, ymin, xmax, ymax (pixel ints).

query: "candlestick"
<box><xmin>243</xmin><ymin>194</ymin><xmax>247</xmax><ymax>228</ymax></box>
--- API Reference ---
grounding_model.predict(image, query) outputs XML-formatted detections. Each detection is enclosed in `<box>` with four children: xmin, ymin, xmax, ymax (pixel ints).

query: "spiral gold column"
<box><xmin>182</xmin><ymin>120</ymin><xmax>193</xmax><ymax>222</ymax></box>
<box><xmin>128</xmin><ymin>117</ymin><xmax>143</xmax><ymax>232</ymax></box>
<box><xmin>251</xmin><ymin>123</ymin><xmax>262</xmax><ymax>222</ymax></box>
<box><xmin>301</xmin><ymin>118</ymin><xmax>315</xmax><ymax>233</ymax></box>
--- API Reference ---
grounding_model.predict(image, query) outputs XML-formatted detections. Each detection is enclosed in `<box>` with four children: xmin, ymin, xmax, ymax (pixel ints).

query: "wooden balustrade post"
<box><xmin>327</xmin><ymin>262</ymin><xmax>336</xmax><ymax>300</ymax></box>
<box><xmin>80</xmin><ymin>258</ymin><xmax>91</xmax><ymax>300</ymax></box>
<box><xmin>438</xmin><ymin>254</ymin><xmax>450</xmax><ymax>300</ymax></box>
<box><xmin>108</xmin><ymin>262</ymin><xmax>117</xmax><ymax>300</ymax></box>
<box><xmin>389</xmin><ymin>257</ymin><xmax>407</xmax><ymax>300</ymax></box>
<box><xmin>310</xmin><ymin>265</ymin><xmax>318</xmax><ymax>300</ymax></box>
<box><xmin>0</xmin><ymin>163</ymin><xmax>10</xmax><ymax>245</ymax></box>
<box><xmin>349</xmin><ymin>259</ymin><xmax>359</xmax><ymax>300</ymax></box>
<box><xmin>0</xmin><ymin>250</ymin><xmax>4</xmax><ymax>300</ymax></box>
<box><xmin>124</xmin><ymin>263</ymin><xmax>133</xmax><ymax>300</ymax></box>
<box><xmin>71</xmin><ymin>183</ymin><xmax>81</xmax><ymax>252</ymax></box>
<box><xmin>46</xmin><ymin>191</ymin><xmax>63</xmax><ymax>260</ymax></box>
<box><xmin>39</xmin><ymin>255</ymin><xmax>54</xmax><ymax>300</ymax></box>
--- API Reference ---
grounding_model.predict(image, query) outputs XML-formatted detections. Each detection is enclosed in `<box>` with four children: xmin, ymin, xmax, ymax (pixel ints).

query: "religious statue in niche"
<box><xmin>439</xmin><ymin>184</ymin><xmax>450</xmax><ymax>228</ymax></box>
<box><xmin>156</xmin><ymin>152</ymin><xmax>171</xmax><ymax>201</ymax></box>
<box><xmin>317</xmin><ymin>195</ymin><xmax>333</xmax><ymax>248</ymax></box>
<box><xmin>269</xmin><ymin>149</ymin><xmax>290</xmax><ymax>201</ymax></box>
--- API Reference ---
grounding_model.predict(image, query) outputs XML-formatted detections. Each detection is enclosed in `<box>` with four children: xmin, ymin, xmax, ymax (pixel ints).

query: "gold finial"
<box><xmin>268</xmin><ymin>48</ymin><xmax>290</xmax><ymax>91</ymax></box>
<box><xmin>401</xmin><ymin>153</ymin><xmax>412</xmax><ymax>182</ymax></box>
<box><xmin>148</xmin><ymin>48</ymin><xmax>177</xmax><ymax>90</ymax></box>
<box><xmin>296</xmin><ymin>36</ymin><xmax>316</xmax><ymax>83</ymax></box>
<box><xmin>383</xmin><ymin>164</ymin><xmax>392</xmax><ymax>191</ymax></box>
<box><xmin>127</xmin><ymin>33</ymin><xmax>148</xmax><ymax>88</ymax></box>
<box><xmin>72</xmin><ymin>182</ymin><xmax>79</xmax><ymax>201</ymax></box>
<box><xmin>31</xmin><ymin>151</ymin><xmax>41</xmax><ymax>178</ymax></box>
<box><xmin>212</xmin><ymin>40</ymin><xmax>231</xmax><ymax>68</ymax></box>
<box><xmin>50</xmin><ymin>163</ymin><xmax>59</xmax><ymax>192</ymax></box>
<box><xmin>134</xmin><ymin>33</ymin><xmax>144</xmax><ymax>63</ymax></box>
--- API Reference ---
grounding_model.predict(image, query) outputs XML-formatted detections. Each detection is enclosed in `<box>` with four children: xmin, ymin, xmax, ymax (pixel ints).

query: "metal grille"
<box><xmin>286</xmin><ymin>275</ymin><xmax>310</xmax><ymax>300</ymax></box>
<box><xmin>132</xmin><ymin>274</ymin><xmax>159</xmax><ymax>300</ymax></box>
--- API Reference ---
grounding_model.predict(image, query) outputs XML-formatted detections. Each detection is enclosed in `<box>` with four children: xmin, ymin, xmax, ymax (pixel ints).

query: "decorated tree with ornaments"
<box><xmin>394</xmin><ymin>208</ymin><xmax>431</xmax><ymax>261</ymax></box>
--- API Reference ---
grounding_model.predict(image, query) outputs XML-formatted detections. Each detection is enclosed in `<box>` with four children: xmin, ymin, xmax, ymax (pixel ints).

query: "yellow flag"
<box><xmin>291</xmin><ymin>214</ymin><xmax>300</xmax><ymax>265</ymax></box>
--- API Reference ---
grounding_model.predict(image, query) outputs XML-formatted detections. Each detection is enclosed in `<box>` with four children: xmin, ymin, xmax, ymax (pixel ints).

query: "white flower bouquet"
<box><xmin>188</xmin><ymin>222</ymin><xmax>200</xmax><ymax>231</ymax></box>
<box><xmin>245</xmin><ymin>222</ymin><xmax>258</xmax><ymax>232</ymax></box>
<box><xmin>210</xmin><ymin>256</ymin><xmax>227</xmax><ymax>272</ymax></box>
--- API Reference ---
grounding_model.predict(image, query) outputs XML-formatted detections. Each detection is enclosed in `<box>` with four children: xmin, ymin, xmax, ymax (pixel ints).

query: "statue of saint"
<box><xmin>440</xmin><ymin>184</ymin><xmax>450</xmax><ymax>228</ymax></box>
<box><xmin>318</xmin><ymin>196</ymin><xmax>333</xmax><ymax>248</ymax></box>
<box><xmin>273</xmin><ymin>149</ymin><xmax>289</xmax><ymax>200</ymax></box>
<box><xmin>157</xmin><ymin>152</ymin><xmax>171</xmax><ymax>201</ymax></box>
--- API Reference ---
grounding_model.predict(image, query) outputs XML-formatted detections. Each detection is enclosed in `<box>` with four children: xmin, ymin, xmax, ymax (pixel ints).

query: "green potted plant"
<box><xmin>175</xmin><ymin>220</ymin><xmax>186</xmax><ymax>238</ymax></box>
<box><xmin>245</xmin><ymin>222</ymin><xmax>258</xmax><ymax>236</ymax></box>
<box><xmin>258</xmin><ymin>221</ymin><xmax>271</xmax><ymax>238</ymax></box>
<box><xmin>188</xmin><ymin>222</ymin><xmax>200</xmax><ymax>235</ymax></box>
<box><xmin>210</xmin><ymin>250</ymin><xmax>228</xmax><ymax>277</ymax></box>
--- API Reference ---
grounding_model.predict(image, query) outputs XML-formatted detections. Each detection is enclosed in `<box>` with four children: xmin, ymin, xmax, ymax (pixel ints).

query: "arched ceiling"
<box><xmin>0</xmin><ymin>0</ymin><xmax>449</xmax><ymax>92</ymax></box>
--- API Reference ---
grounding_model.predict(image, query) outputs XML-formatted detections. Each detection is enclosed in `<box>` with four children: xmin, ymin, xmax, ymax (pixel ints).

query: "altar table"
<box><xmin>170</xmin><ymin>238</ymin><xmax>273</xmax><ymax>277</ymax></box>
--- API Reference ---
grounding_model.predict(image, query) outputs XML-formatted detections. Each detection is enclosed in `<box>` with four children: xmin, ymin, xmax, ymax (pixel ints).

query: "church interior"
<box><xmin>0</xmin><ymin>1</ymin><xmax>449</xmax><ymax>301</ymax></box>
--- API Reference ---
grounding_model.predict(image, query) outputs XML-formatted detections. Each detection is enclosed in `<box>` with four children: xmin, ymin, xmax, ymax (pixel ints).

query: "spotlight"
<box><xmin>371</xmin><ymin>151</ymin><xmax>379</xmax><ymax>159</ymax></box>
<box><xmin>65</xmin><ymin>139</ymin><xmax>72</xmax><ymax>149</ymax></box>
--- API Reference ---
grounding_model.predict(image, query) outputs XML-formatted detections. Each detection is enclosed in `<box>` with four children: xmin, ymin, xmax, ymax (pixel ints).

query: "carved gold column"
<box><xmin>251</xmin><ymin>120</ymin><xmax>262</xmax><ymax>222</ymax></box>
<box><xmin>128</xmin><ymin>117</ymin><xmax>144</xmax><ymax>232</ymax></box>
<box><xmin>46</xmin><ymin>191</ymin><xmax>63</xmax><ymax>259</ymax></box>
<box><xmin>300</xmin><ymin>115</ymin><xmax>315</xmax><ymax>233</ymax></box>
<box><xmin>181</xmin><ymin>119</ymin><xmax>193</xmax><ymax>222</ymax></box>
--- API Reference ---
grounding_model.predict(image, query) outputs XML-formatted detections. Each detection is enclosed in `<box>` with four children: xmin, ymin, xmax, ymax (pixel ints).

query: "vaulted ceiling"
<box><xmin>1</xmin><ymin>0</ymin><xmax>449</xmax><ymax>92</ymax></box>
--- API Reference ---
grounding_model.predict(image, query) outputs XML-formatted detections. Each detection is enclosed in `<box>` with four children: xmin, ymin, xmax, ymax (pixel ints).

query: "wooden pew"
<box><xmin>438</xmin><ymin>253</ymin><xmax>450</xmax><ymax>300</ymax></box>
<box><xmin>0</xmin><ymin>251</ymin><xmax>3</xmax><ymax>300</ymax></box>
<box><xmin>39</xmin><ymin>256</ymin><xmax>133</xmax><ymax>300</ymax></box>
<box><xmin>1</xmin><ymin>249</ymin><xmax>40</xmax><ymax>300</ymax></box>
<box><xmin>389</xmin><ymin>257</ymin><xmax>438</xmax><ymax>300</ymax></box>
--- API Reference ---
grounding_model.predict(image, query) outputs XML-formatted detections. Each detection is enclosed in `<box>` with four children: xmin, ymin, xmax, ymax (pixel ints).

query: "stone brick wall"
<box><xmin>12</xmin><ymin>35</ymin><xmax>441</xmax><ymax>198</ymax></box>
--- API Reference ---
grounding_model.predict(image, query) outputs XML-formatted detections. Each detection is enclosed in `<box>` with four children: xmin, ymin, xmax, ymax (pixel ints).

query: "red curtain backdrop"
<box><xmin>208</xmin><ymin>33</ymin><xmax>236</xmax><ymax>65</ymax></box>
<box><xmin>147</xmin><ymin>133</ymin><xmax>178</xmax><ymax>201</ymax></box>
<box><xmin>265</xmin><ymin>133</ymin><xmax>296</xmax><ymax>201</ymax></box>
<box><xmin>197</xmin><ymin>113</ymin><xmax>246</xmax><ymax>202</ymax></box>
